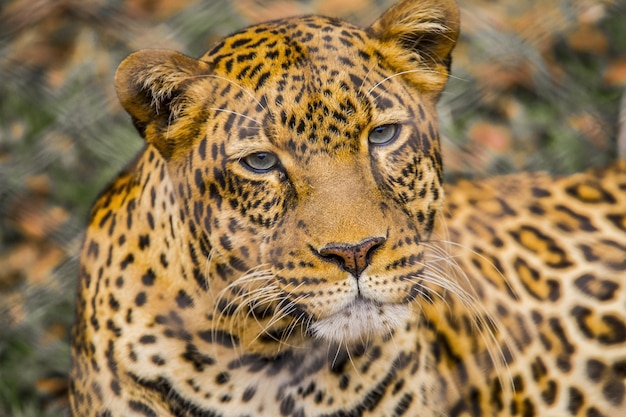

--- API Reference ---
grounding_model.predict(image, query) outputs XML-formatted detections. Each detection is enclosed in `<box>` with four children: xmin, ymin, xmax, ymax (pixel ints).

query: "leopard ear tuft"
<box><xmin>369</xmin><ymin>0</ymin><xmax>460</xmax><ymax>93</ymax></box>
<box><xmin>115</xmin><ymin>50</ymin><xmax>210</xmax><ymax>156</ymax></box>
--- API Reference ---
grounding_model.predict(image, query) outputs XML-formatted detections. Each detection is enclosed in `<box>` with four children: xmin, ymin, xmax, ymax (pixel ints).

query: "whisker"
<box><xmin>366</xmin><ymin>68</ymin><xmax>465</xmax><ymax>97</ymax></box>
<box><xmin>248</xmin><ymin>291</ymin><xmax>309</xmax><ymax>349</ymax></box>
<box><xmin>357</xmin><ymin>66</ymin><xmax>375</xmax><ymax>96</ymax></box>
<box><xmin>190</xmin><ymin>74</ymin><xmax>265</xmax><ymax>110</ymax></box>
<box><xmin>206</xmin><ymin>265</ymin><xmax>276</xmax><ymax>356</ymax></box>
<box><xmin>208</xmin><ymin>108</ymin><xmax>262</xmax><ymax>126</ymax></box>
<box><xmin>420</xmin><ymin>222</ymin><xmax>516</xmax><ymax>394</ymax></box>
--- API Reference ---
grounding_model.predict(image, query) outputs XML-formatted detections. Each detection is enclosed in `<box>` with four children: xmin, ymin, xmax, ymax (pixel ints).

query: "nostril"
<box><xmin>320</xmin><ymin>252</ymin><xmax>348</xmax><ymax>270</ymax></box>
<box><xmin>318</xmin><ymin>236</ymin><xmax>386</xmax><ymax>278</ymax></box>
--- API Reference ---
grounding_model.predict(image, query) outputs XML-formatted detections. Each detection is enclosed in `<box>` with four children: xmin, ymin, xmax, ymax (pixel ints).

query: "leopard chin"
<box><xmin>309</xmin><ymin>298</ymin><xmax>411</xmax><ymax>345</ymax></box>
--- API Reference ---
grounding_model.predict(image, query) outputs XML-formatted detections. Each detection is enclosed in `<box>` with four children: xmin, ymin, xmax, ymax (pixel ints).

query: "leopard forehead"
<box><xmin>187</xmin><ymin>15</ymin><xmax>433</xmax><ymax>160</ymax></box>
<box><xmin>204</xmin><ymin>15</ymin><xmax>395</xmax><ymax>94</ymax></box>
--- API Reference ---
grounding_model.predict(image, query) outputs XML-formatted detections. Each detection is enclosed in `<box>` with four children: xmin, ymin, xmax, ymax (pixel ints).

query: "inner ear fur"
<box><xmin>369</xmin><ymin>0</ymin><xmax>460</xmax><ymax>93</ymax></box>
<box><xmin>115</xmin><ymin>49</ymin><xmax>210</xmax><ymax>156</ymax></box>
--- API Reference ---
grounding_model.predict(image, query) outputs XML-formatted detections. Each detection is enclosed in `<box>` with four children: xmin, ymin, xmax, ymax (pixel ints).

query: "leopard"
<box><xmin>69</xmin><ymin>0</ymin><xmax>626</xmax><ymax>415</ymax></box>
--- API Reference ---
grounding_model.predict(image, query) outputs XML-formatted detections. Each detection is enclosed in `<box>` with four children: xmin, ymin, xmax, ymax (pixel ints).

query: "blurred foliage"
<box><xmin>0</xmin><ymin>0</ymin><xmax>624</xmax><ymax>416</ymax></box>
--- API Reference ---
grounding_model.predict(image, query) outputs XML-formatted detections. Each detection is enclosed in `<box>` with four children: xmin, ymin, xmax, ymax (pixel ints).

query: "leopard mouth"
<box><xmin>309</xmin><ymin>297</ymin><xmax>410</xmax><ymax>345</ymax></box>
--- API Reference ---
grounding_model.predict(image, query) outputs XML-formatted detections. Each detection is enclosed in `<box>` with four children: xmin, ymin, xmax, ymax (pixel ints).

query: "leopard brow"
<box><xmin>370</xmin><ymin>110</ymin><xmax>410</xmax><ymax>126</ymax></box>
<box><xmin>366</xmin><ymin>68</ymin><xmax>445</xmax><ymax>96</ymax></box>
<box><xmin>190</xmin><ymin>74</ymin><xmax>265</xmax><ymax>110</ymax></box>
<box><xmin>228</xmin><ymin>144</ymin><xmax>275</xmax><ymax>161</ymax></box>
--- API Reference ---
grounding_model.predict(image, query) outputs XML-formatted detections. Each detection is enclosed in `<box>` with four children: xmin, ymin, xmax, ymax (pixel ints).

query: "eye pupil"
<box><xmin>242</xmin><ymin>152</ymin><xmax>279</xmax><ymax>172</ymax></box>
<box><xmin>368</xmin><ymin>124</ymin><xmax>399</xmax><ymax>145</ymax></box>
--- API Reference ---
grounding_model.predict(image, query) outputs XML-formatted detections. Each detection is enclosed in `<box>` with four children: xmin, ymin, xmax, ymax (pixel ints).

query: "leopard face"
<box><xmin>175</xmin><ymin>24</ymin><xmax>445</xmax><ymax>347</ymax></box>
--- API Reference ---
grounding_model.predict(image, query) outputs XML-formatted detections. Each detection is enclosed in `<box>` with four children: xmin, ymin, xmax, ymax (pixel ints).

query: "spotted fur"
<box><xmin>70</xmin><ymin>0</ymin><xmax>626</xmax><ymax>416</ymax></box>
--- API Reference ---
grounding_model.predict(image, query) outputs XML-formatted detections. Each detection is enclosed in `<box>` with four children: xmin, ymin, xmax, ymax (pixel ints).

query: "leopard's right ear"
<box><xmin>369</xmin><ymin>0</ymin><xmax>460</xmax><ymax>94</ymax></box>
<box><xmin>115</xmin><ymin>50</ymin><xmax>210</xmax><ymax>155</ymax></box>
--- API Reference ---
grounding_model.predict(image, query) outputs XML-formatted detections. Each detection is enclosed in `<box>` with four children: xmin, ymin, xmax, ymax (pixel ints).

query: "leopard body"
<box><xmin>70</xmin><ymin>1</ymin><xmax>626</xmax><ymax>415</ymax></box>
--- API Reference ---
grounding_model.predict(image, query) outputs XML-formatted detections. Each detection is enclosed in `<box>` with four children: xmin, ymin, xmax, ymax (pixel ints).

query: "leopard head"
<box><xmin>114</xmin><ymin>0</ymin><xmax>459</xmax><ymax>352</ymax></box>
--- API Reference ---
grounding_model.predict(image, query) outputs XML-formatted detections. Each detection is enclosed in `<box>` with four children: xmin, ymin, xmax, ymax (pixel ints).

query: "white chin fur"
<box><xmin>310</xmin><ymin>300</ymin><xmax>410</xmax><ymax>345</ymax></box>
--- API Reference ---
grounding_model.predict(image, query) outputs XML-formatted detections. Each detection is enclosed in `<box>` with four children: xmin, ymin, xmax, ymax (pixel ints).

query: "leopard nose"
<box><xmin>318</xmin><ymin>236</ymin><xmax>386</xmax><ymax>278</ymax></box>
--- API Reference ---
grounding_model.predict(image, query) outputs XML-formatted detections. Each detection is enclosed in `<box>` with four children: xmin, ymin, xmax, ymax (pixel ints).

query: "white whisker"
<box><xmin>191</xmin><ymin>74</ymin><xmax>265</xmax><ymax>110</ymax></box>
<box><xmin>208</xmin><ymin>108</ymin><xmax>262</xmax><ymax>126</ymax></box>
<box><xmin>420</xmin><ymin>214</ymin><xmax>516</xmax><ymax>394</ymax></box>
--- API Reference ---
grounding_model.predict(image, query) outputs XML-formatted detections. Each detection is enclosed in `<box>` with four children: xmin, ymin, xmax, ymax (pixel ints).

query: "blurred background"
<box><xmin>0</xmin><ymin>0</ymin><xmax>624</xmax><ymax>415</ymax></box>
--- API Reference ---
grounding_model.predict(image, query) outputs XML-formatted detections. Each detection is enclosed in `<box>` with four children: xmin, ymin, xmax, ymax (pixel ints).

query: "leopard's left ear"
<box><xmin>369</xmin><ymin>0</ymin><xmax>460</xmax><ymax>93</ymax></box>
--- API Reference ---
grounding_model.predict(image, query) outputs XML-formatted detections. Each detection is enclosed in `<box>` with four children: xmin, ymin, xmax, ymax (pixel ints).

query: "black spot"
<box><xmin>147</xmin><ymin>212</ymin><xmax>155</xmax><ymax>230</ymax></box>
<box><xmin>87</xmin><ymin>240</ymin><xmax>99</xmax><ymax>258</ymax></box>
<box><xmin>530</xmin><ymin>186</ymin><xmax>550</xmax><ymax>197</ymax></box>
<box><xmin>128</xmin><ymin>400</ymin><xmax>157</xmax><ymax>417</ymax></box>
<box><xmin>105</xmin><ymin>318</ymin><xmax>122</xmax><ymax>337</ymax></box>
<box><xmin>257</xmin><ymin>71</ymin><xmax>271</xmax><ymax>89</ymax></box>
<box><xmin>217</xmin><ymin>299</ymin><xmax>237</xmax><ymax>316</ymax></box>
<box><xmin>194</xmin><ymin>169</ymin><xmax>206</xmax><ymax>195</ymax></box>
<box><xmin>151</xmin><ymin>355</ymin><xmax>166</xmax><ymax>366</ymax></box>
<box><xmin>198</xmin><ymin>329</ymin><xmax>240</xmax><ymax>348</ymax></box>
<box><xmin>142</xmin><ymin>269</ymin><xmax>156</xmax><ymax>286</ymax></box>
<box><xmin>280</xmin><ymin>394</ymin><xmax>295</xmax><ymax>416</ymax></box>
<box><xmin>541</xmin><ymin>380</ymin><xmax>557</xmax><ymax>405</ymax></box>
<box><xmin>548</xmin><ymin>317</ymin><xmax>574</xmax><ymax>371</ymax></box>
<box><xmin>198</xmin><ymin>137</ymin><xmax>207</xmax><ymax>160</ymax></box>
<box><xmin>529</xmin><ymin>203</ymin><xmax>545</xmax><ymax>215</ymax></box>
<box><xmin>530</xmin><ymin>356</ymin><xmax>547</xmax><ymax>382</ymax></box>
<box><xmin>339</xmin><ymin>374</ymin><xmax>349</xmax><ymax>390</ymax></box>
<box><xmin>193</xmin><ymin>268</ymin><xmax>209</xmax><ymax>291</ymax></box>
<box><xmin>229</xmin><ymin>256</ymin><xmax>248</xmax><ymax>271</ymax></box>
<box><xmin>105</xmin><ymin>340</ymin><xmax>118</xmax><ymax>375</ymax></box>
<box><xmin>176</xmin><ymin>289</ymin><xmax>193</xmax><ymax>309</ymax></box>
<box><xmin>220</xmin><ymin>235</ymin><xmax>233</xmax><ymax>251</ymax></box>
<box><xmin>135</xmin><ymin>292</ymin><xmax>146</xmax><ymax>306</ymax></box>
<box><xmin>585</xmin><ymin>407</ymin><xmax>605</xmax><ymax>417</ymax></box>
<box><xmin>607</xmin><ymin>214</ymin><xmax>626</xmax><ymax>231</ymax></box>
<box><xmin>138</xmin><ymin>234</ymin><xmax>150</xmax><ymax>250</ymax></box>
<box><xmin>613</xmin><ymin>360</ymin><xmax>626</xmax><ymax>379</ymax></box>
<box><xmin>108</xmin><ymin>294</ymin><xmax>120</xmax><ymax>311</ymax></box>
<box><xmin>395</xmin><ymin>393</ymin><xmax>413</xmax><ymax>416</ymax></box>
<box><xmin>242</xmin><ymin>386</ymin><xmax>256</xmax><ymax>402</ymax></box>
<box><xmin>231</xmin><ymin>37</ymin><xmax>252</xmax><ymax>48</ymax></box>
<box><xmin>215</xmin><ymin>372</ymin><xmax>230</xmax><ymax>384</ymax></box>
<box><xmin>110</xmin><ymin>380</ymin><xmax>121</xmax><ymax>396</ymax></box>
<box><xmin>181</xmin><ymin>343</ymin><xmax>215</xmax><ymax>372</ymax></box>
<box><xmin>349</xmin><ymin>73</ymin><xmax>363</xmax><ymax>88</ymax></box>
<box><xmin>139</xmin><ymin>335</ymin><xmax>156</xmax><ymax>344</ymax></box>
<box><xmin>120</xmin><ymin>253</ymin><xmax>134</xmax><ymax>270</ymax></box>
<box><xmin>586</xmin><ymin>359</ymin><xmax>605</xmax><ymax>382</ymax></box>
<box><xmin>603</xmin><ymin>380</ymin><xmax>625</xmax><ymax>406</ymax></box>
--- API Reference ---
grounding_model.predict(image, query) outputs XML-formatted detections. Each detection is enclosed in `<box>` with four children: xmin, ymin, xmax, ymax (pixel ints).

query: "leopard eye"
<box><xmin>241</xmin><ymin>152</ymin><xmax>280</xmax><ymax>173</ymax></box>
<box><xmin>368</xmin><ymin>124</ymin><xmax>400</xmax><ymax>145</ymax></box>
